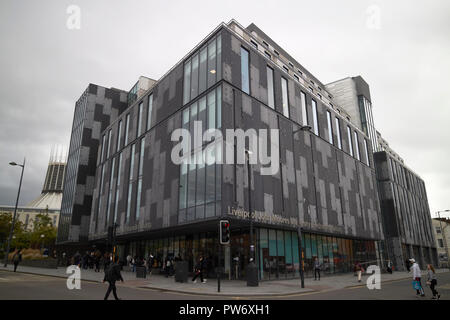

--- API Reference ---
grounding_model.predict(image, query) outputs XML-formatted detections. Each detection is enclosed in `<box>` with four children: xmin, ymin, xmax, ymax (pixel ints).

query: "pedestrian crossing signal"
<box><xmin>219</xmin><ymin>220</ymin><xmax>230</xmax><ymax>244</ymax></box>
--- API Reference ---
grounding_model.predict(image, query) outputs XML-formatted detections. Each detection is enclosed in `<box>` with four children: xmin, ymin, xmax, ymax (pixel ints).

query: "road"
<box><xmin>0</xmin><ymin>270</ymin><xmax>449</xmax><ymax>300</ymax></box>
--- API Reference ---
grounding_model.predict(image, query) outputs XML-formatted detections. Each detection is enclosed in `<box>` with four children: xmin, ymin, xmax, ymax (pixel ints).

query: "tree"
<box><xmin>0</xmin><ymin>211</ymin><xmax>28</xmax><ymax>254</ymax></box>
<box><xmin>30</xmin><ymin>213</ymin><xmax>57</xmax><ymax>249</ymax></box>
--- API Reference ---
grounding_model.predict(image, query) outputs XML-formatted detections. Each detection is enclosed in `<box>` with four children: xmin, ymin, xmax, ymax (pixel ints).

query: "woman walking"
<box><xmin>426</xmin><ymin>264</ymin><xmax>440</xmax><ymax>300</ymax></box>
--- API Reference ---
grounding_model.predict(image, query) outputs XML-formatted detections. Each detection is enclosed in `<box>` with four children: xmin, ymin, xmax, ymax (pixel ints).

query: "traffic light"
<box><xmin>219</xmin><ymin>220</ymin><xmax>230</xmax><ymax>244</ymax></box>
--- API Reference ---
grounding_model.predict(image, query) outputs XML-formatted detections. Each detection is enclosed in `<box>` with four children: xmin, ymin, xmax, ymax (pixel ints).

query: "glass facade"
<box><xmin>326</xmin><ymin>110</ymin><xmax>333</xmax><ymax>144</ymax></box>
<box><xmin>125</xmin><ymin>114</ymin><xmax>130</xmax><ymax>146</ymax></box>
<box><xmin>301</xmin><ymin>91</ymin><xmax>308</xmax><ymax>126</ymax></box>
<box><xmin>178</xmin><ymin>86</ymin><xmax>222</xmax><ymax>224</ymax></box>
<box><xmin>113</xmin><ymin>152</ymin><xmax>122</xmax><ymax>224</ymax></box>
<box><xmin>183</xmin><ymin>33</ymin><xmax>221</xmax><ymax>105</ymax></box>
<box><xmin>116</xmin><ymin>120</ymin><xmax>122</xmax><ymax>152</ymax></box>
<box><xmin>335</xmin><ymin>117</ymin><xmax>342</xmax><ymax>150</ymax></box>
<box><xmin>241</xmin><ymin>47</ymin><xmax>250</xmax><ymax>94</ymax></box>
<box><xmin>347</xmin><ymin>126</ymin><xmax>354</xmax><ymax>157</ymax></box>
<box><xmin>354</xmin><ymin>131</ymin><xmax>361</xmax><ymax>161</ymax></box>
<box><xmin>312</xmin><ymin>99</ymin><xmax>319</xmax><ymax>135</ymax></box>
<box><xmin>136</xmin><ymin>138</ymin><xmax>145</xmax><ymax>221</ymax></box>
<box><xmin>281</xmin><ymin>77</ymin><xmax>289</xmax><ymax>118</ymax></box>
<box><xmin>125</xmin><ymin>144</ymin><xmax>135</xmax><ymax>223</ymax></box>
<box><xmin>147</xmin><ymin>93</ymin><xmax>153</xmax><ymax>130</ymax></box>
<box><xmin>137</xmin><ymin>102</ymin><xmax>143</xmax><ymax>137</ymax></box>
<box><xmin>105</xmin><ymin>156</ymin><xmax>115</xmax><ymax>227</ymax></box>
<box><xmin>267</xmin><ymin>66</ymin><xmax>275</xmax><ymax>109</ymax></box>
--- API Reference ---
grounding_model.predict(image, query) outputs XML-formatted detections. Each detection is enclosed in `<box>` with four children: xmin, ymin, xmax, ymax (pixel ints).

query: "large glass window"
<box><xmin>116</xmin><ymin>120</ymin><xmax>122</xmax><ymax>152</ymax></box>
<box><xmin>184</xmin><ymin>33</ymin><xmax>221</xmax><ymax>104</ymax></box>
<box><xmin>113</xmin><ymin>153</ymin><xmax>122</xmax><ymax>224</ymax></box>
<box><xmin>301</xmin><ymin>91</ymin><xmax>308</xmax><ymax>126</ymax></box>
<box><xmin>147</xmin><ymin>94</ymin><xmax>153</xmax><ymax>130</ymax></box>
<box><xmin>241</xmin><ymin>47</ymin><xmax>250</xmax><ymax>94</ymax></box>
<box><xmin>347</xmin><ymin>126</ymin><xmax>354</xmax><ymax>156</ymax></box>
<box><xmin>312</xmin><ymin>99</ymin><xmax>319</xmax><ymax>135</ymax></box>
<box><xmin>107</xmin><ymin>129</ymin><xmax>112</xmax><ymax>159</ymax></box>
<box><xmin>326</xmin><ymin>111</ymin><xmax>333</xmax><ymax>144</ymax></box>
<box><xmin>267</xmin><ymin>66</ymin><xmax>275</xmax><ymax>109</ymax></box>
<box><xmin>136</xmin><ymin>138</ymin><xmax>145</xmax><ymax>220</ymax></box>
<box><xmin>100</xmin><ymin>134</ymin><xmax>106</xmax><ymax>163</ymax></box>
<box><xmin>105</xmin><ymin>157</ymin><xmax>115</xmax><ymax>227</ymax></box>
<box><xmin>364</xmin><ymin>139</ymin><xmax>370</xmax><ymax>166</ymax></box>
<box><xmin>335</xmin><ymin>117</ymin><xmax>342</xmax><ymax>150</ymax></box>
<box><xmin>96</xmin><ymin>164</ymin><xmax>106</xmax><ymax>230</ymax></box>
<box><xmin>125</xmin><ymin>114</ymin><xmax>130</xmax><ymax>146</ymax></box>
<box><xmin>281</xmin><ymin>77</ymin><xmax>289</xmax><ymax>118</ymax></box>
<box><xmin>126</xmin><ymin>144</ymin><xmax>136</xmax><ymax>223</ymax></box>
<box><xmin>137</xmin><ymin>102</ymin><xmax>143</xmax><ymax>137</ymax></box>
<box><xmin>354</xmin><ymin>131</ymin><xmax>361</xmax><ymax>161</ymax></box>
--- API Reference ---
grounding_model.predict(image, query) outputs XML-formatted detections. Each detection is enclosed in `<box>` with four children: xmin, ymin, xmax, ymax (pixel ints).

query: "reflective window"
<box><xmin>107</xmin><ymin>129</ymin><xmax>112</xmax><ymax>159</ymax></box>
<box><xmin>199</xmin><ymin>47</ymin><xmax>207</xmax><ymax>93</ymax></box>
<box><xmin>267</xmin><ymin>66</ymin><xmax>275</xmax><ymax>109</ymax></box>
<box><xmin>137</xmin><ymin>102</ymin><xmax>143</xmax><ymax>137</ymax></box>
<box><xmin>207</xmin><ymin>40</ymin><xmax>216</xmax><ymax>88</ymax></box>
<box><xmin>105</xmin><ymin>157</ymin><xmax>115</xmax><ymax>227</ymax></box>
<box><xmin>100</xmin><ymin>134</ymin><xmax>106</xmax><ymax>163</ymax></box>
<box><xmin>312</xmin><ymin>99</ymin><xmax>319</xmax><ymax>135</ymax></box>
<box><xmin>113</xmin><ymin>153</ymin><xmax>122</xmax><ymax>223</ymax></box>
<box><xmin>116</xmin><ymin>120</ymin><xmax>122</xmax><ymax>152</ymax></box>
<box><xmin>301</xmin><ymin>91</ymin><xmax>308</xmax><ymax>126</ymax></box>
<box><xmin>281</xmin><ymin>77</ymin><xmax>289</xmax><ymax>118</ymax></box>
<box><xmin>354</xmin><ymin>131</ymin><xmax>361</xmax><ymax>161</ymax></box>
<box><xmin>241</xmin><ymin>47</ymin><xmax>250</xmax><ymax>94</ymax></box>
<box><xmin>126</xmin><ymin>144</ymin><xmax>136</xmax><ymax>223</ymax></box>
<box><xmin>136</xmin><ymin>138</ymin><xmax>145</xmax><ymax>220</ymax></box>
<box><xmin>347</xmin><ymin>126</ymin><xmax>354</xmax><ymax>156</ymax></box>
<box><xmin>335</xmin><ymin>117</ymin><xmax>342</xmax><ymax>150</ymax></box>
<box><xmin>96</xmin><ymin>164</ymin><xmax>106</xmax><ymax>231</ymax></box>
<box><xmin>125</xmin><ymin>114</ymin><xmax>130</xmax><ymax>146</ymax></box>
<box><xmin>364</xmin><ymin>139</ymin><xmax>370</xmax><ymax>166</ymax></box>
<box><xmin>326</xmin><ymin>111</ymin><xmax>333</xmax><ymax>144</ymax></box>
<box><xmin>183</xmin><ymin>60</ymin><xmax>191</xmax><ymax>105</ymax></box>
<box><xmin>147</xmin><ymin>94</ymin><xmax>153</xmax><ymax>130</ymax></box>
<box><xmin>190</xmin><ymin>54</ymin><xmax>199</xmax><ymax>99</ymax></box>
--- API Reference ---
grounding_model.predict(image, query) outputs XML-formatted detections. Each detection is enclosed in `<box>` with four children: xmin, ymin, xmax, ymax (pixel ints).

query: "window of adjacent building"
<box><xmin>264</xmin><ymin>50</ymin><xmax>271</xmax><ymax>59</ymax></box>
<box><xmin>137</xmin><ymin>102</ymin><xmax>143</xmax><ymax>137</ymax></box>
<box><xmin>126</xmin><ymin>144</ymin><xmax>135</xmax><ymax>223</ymax></box>
<box><xmin>326</xmin><ymin>111</ymin><xmax>333</xmax><ymax>144</ymax></box>
<box><xmin>436</xmin><ymin>227</ymin><xmax>441</xmax><ymax>234</ymax></box>
<box><xmin>267</xmin><ymin>66</ymin><xmax>275</xmax><ymax>109</ymax></box>
<box><xmin>312</xmin><ymin>99</ymin><xmax>319</xmax><ymax>135</ymax></box>
<box><xmin>281</xmin><ymin>77</ymin><xmax>289</xmax><ymax>118</ymax></box>
<box><xmin>364</xmin><ymin>138</ymin><xmax>370</xmax><ymax>166</ymax></box>
<box><xmin>147</xmin><ymin>93</ymin><xmax>153</xmax><ymax>130</ymax></box>
<box><xmin>125</xmin><ymin>114</ymin><xmax>130</xmax><ymax>146</ymax></box>
<box><xmin>113</xmin><ymin>153</ymin><xmax>122</xmax><ymax>224</ymax></box>
<box><xmin>136</xmin><ymin>138</ymin><xmax>145</xmax><ymax>221</ymax></box>
<box><xmin>117</xmin><ymin>120</ymin><xmax>122</xmax><ymax>152</ymax></box>
<box><xmin>183</xmin><ymin>33</ymin><xmax>221</xmax><ymax>105</ymax></box>
<box><xmin>347</xmin><ymin>126</ymin><xmax>354</xmax><ymax>156</ymax></box>
<box><xmin>105</xmin><ymin>157</ymin><xmax>115</xmax><ymax>227</ymax></box>
<box><xmin>283</xmin><ymin>65</ymin><xmax>289</xmax><ymax>73</ymax></box>
<box><xmin>301</xmin><ymin>91</ymin><xmax>308</xmax><ymax>126</ymax></box>
<box><xmin>335</xmin><ymin>117</ymin><xmax>342</xmax><ymax>150</ymax></box>
<box><xmin>250</xmin><ymin>39</ymin><xmax>258</xmax><ymax>49</ymax></box>
<box><xmin>354</xmin><ymin>131</ymin><xmax>361</xmax><ymax>161</ymax></box>
<box><xmin>274</xmin><ymin>49</ymin><xmax>280</xmax><ymax>56</ymax></box>
<box><xmin>294</xmin><ymin>74</ymin><xmax>300</xmax><ymax>82</ymax></box>
<box><xmin>438</xmin><ymin>239</ymin><xmax>444</xmax><ymax>248</ymax></box>
<box><xmin>241</xmin><ymin>47</ymin><xmax>250</xmax><ymax>94</ymax></box>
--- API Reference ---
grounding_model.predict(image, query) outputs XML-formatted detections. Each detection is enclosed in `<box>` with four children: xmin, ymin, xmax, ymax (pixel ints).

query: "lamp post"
<box><xmin>292</xmin><ymin>125</ymin><xmax>311</xmax><ymax>288</ymax></box>
<box><xmin>3</xmin><ymin>159</ymin><xmax>25</xmax><ymax>267</ymax></box>
<box><xmin>40</xmin><ymin>234</ymin><xmax>45</xmax><ymax>255</ymax></box>
<box><xmin>436</xmin><ymin>210</ymin><xmax>450</xmax><ymax>268</ymax></box>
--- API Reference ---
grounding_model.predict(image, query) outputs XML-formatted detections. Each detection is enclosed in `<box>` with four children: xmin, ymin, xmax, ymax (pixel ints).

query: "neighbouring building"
<box><xmin>432</xmin><ymin>218</ymin><xmax>450</xmax><ymax>268</ymax></box>
<box><xmin>326</xmin><ymin>77</ymin><xmax>438</xmax><ymax>271</ymax></box>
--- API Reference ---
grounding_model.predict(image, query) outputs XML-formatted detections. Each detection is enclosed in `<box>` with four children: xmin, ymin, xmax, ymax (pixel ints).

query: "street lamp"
<box><xmin>436</xmin><ymin>210</ymin><xmax>450</xmax><ymax>268</ymax></box>
<box><xmin>40</xmin><ymin>234</ymin><xmax>45</xmax><ymax>255</ymax></box>
<box><xmin>3</xmin><ymin>158</ymin><xmax>25</xmax><ymax>267</ymax></box>
<box><xmin>292</xmin><ymin>124</ymin><xmax>311</xmax><ymax>288</ymax></box>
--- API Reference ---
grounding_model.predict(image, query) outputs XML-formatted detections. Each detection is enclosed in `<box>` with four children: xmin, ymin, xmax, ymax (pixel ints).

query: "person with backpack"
<box><xmin>410</xmin><ymin>258</ymin><xmax>425</xmax><ymax>297</ymax></box>
<box><xmin>191</xmin><ymin>256</ymin><xmax>207</xmax><ymax>284</ymax></box>
<box><xmin>426</xmin><ymin>264</ymin><xmax>440</xmax><ymax>300</ymax></box>
<box><xmin>313</xmin><ymin>257</ymin><xmax>321</xmax><ymax>281</ymax></box>
<box><xmin>103</xmin><ymin>256</ymin><xmax>124</xmax><ymax>300</ymax></box>
<box><xmin>12</xmin><ymin>249</ymin><xmax>22</xmax><ymax>272</ymax></box>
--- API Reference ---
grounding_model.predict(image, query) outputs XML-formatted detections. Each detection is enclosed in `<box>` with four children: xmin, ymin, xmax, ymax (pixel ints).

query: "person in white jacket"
<box><xmin>410</xmin><ymin>258</ymin><xmax>425</xmax><ymax>296</ymax></box>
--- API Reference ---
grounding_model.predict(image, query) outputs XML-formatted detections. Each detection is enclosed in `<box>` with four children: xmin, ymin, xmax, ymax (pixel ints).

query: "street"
<box><xmin>0</xmin><ymin>270</ymin><xmax>449</xmax><ymax>300</ymax></box>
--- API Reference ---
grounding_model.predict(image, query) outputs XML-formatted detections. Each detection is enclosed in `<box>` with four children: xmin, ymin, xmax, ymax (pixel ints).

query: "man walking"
<box><xmin>12</xmin><ymin>249</ymin><xmax>22</xmax><ymax>272</ymax></box>
<box><xmin>313</xmin><ymin>257</ymin><xmax>321</xmax><ymax>280</ymax></box>
<box><xmin>103</xmin><ymin>256</ymin><xmax>124</xmax><ymax>300</ymax></box>
<box><xmin>410</xmin><ymin>258</ymin><xmax>425</xmax><ymax>297</ymax></box>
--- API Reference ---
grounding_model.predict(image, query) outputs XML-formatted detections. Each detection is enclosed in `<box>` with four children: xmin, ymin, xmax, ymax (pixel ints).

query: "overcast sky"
<box><xmin>0</xmin><ymin>0</ymin><xmax>449</xmax><ymax>218</ymax></box>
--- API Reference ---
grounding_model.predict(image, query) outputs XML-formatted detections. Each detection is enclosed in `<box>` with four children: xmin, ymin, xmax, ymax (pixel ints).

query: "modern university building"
<box><xmin>57</xmin><ymin>20</ymin><xmax>436</xmax><ymax>280</ymax></box>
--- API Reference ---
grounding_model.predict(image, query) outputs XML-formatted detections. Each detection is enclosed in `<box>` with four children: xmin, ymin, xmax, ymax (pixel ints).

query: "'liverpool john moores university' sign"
<box><xmin>227</xmin><ymin>206</ymin><xmax>299</xmax><ymax>227</ymax></box>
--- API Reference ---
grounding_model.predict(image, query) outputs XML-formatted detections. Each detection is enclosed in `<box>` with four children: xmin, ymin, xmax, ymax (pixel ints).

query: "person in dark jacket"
<box><xmin>73</xmin><ymin>251</ymin><xmax>81</xmax><ymax>267</ymax></box>
<box><xmin>147</xmin><ymin>254</ymin><xmax>154</xmax><ymax>275</ymax></box>
<box><xmin>191</xmin><ymin>256</ymin><xmax>207</xmax><ymax>283</ymax></box>
<box><xmin>103</xmin><ymin>256</ymin><xmax>124</xmax><ymax>300</ymax></box>
<box><xmin>313</xmin><ymin>257</ymin><xmax>321</xmax><ymax>280</ymax></box>
<box><xmin>12</xmin><ymin>249</ymin><xmax>22</xmax><ymax>272</ymax></box>
<box><xmin>405</xmin><ymin>259</ymin><xmax>411</xmax><ymax>272</ymax></box>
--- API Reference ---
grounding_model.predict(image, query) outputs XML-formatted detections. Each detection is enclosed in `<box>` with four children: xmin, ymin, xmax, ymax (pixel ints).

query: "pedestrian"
<box><xmin>313</xmin><ymin>257</ymin><xmax>321</xmax><ymax>281</ymax></box>
<box><xmin>103</xmin><ymin>256</ymin><xmax>124</xmax><ymax>300</ymax></box>
<box><xmin>126</xmin><ymin>254</ymin><xmax>132</xmax><ymax>267</ymax></box>
<box><xmin>410</xmin><ymin>258</ymin><xmax>425</xmax><ymax>297</ymax></box>
<box><xmin>405</xmin><ymin>259</ymin><xmax>411</xmax><ymax>272</ymax></box>
<box><xmin>165</xmin><ymin>257</ymin><xmax>172</xmax><ymax>277</ymax></box>
<box><xmin>12</xmin><ymin>249</ymin><xmax>22</xmax><ymax>272</ymax></box>
<box><xmin>73</xmin><ymin>251</ymin><xmax>81</xmax><ymax>267</ymax></box>
<box><xmin>354</xmin><ymin>261</ymin><xmax>364</xmax><ymax>282</ymax></box>
<box><xmin>147</xmin><ymin>254</ymin><xmax>154</xmax><ymax>275</ymax></box>
<box><xmin>386</xmin><ymin>260</ymin><xmax>393</xmax><ymax>274</ymax></box>
<box><xmin>192</xmin><ymin>256</ymin><xmax>207</xmax><ymax>284</ymax></box>
<box><xmin>426</xmin><ymin>264</ymin><xmax>440</xmax><ymax>300</ymax></box>
<box><xmin>131</xmin><ymin>256</ymin><xmax>137</xmax><ymax>272</ymax></box>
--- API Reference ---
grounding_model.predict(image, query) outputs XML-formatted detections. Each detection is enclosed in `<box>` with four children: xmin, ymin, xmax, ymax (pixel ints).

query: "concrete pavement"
<box><xmin>1</xmin><ymin>264</ymin><xmax>448</xmax><ymax>297</ymax></box>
